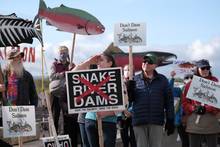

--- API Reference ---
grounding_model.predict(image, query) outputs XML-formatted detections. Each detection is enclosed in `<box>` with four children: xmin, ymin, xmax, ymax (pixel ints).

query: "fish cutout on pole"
<box><xmin>0</xmin><ymin>13</ymin><xmax>43</xmax><ymax>47</ymax></box>
<box><xmin>37</xmin><ymin>0</ymin><xmax>105</xmax><ymax>35</ymax></box>
<box><xmin>104</xmin><ymin>43</ymin><xmax>177</xmax><ymax>71</ymax></box>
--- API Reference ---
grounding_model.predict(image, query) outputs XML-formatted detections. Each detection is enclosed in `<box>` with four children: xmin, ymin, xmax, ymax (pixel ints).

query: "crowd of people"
<box><xmin>0</xmin><ymin>46</ymin><xmax>220</xmax><ymax>147</ymax></box>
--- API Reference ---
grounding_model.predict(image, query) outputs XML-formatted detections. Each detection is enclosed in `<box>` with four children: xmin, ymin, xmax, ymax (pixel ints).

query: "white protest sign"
<box><xmin>41</xmin><ymin>135</ymin><xmax>71</xmax><ymax>147</ymax></box>
<box><xmin>2</xmin><ymin>106</ymin><xmax>36</xmax><ymax>138</ymax></box>
<box><xmin>186</xmin><ymin>75</ymin><xmax>220</xmax><ymax>108</ymax></box>
<box><xmin>66</xmin><ymin>67</ymin><xmax>125</xmax><ymax>114</ymax></box>
<box><xmin>174</xmin><ymin>67</ymin><xmax>193</xmax><ymax>75</ymax></box>
<box><xmin>114</xmin><ymin>22</ymin><xmax>146</xmax><ymax>46</ymax></box>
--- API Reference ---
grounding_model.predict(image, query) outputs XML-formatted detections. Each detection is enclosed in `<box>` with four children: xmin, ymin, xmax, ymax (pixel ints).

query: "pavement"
<box><xmin>12</xmin><ymin>130</ymin><xmax>182</xmax><ymax>147</ymax></box>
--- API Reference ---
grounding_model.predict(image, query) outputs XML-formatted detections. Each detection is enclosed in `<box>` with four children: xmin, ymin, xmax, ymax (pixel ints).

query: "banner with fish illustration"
<box><xmin>186</xmin><ymin>75</ymin><xmax>220</xmax><ymax>108</ymax></box>
<box><xmin>0</xmin><ymin>13</ymin><xmax>43</xmax><ymax>47</ymax></box>
<box><xmin>114</xmin><ymin>22</ymin><xmax>146</xmax><ymax>46</ymax></box>
<box><xmin>2</xmin><ymin>106</ymin><xmax>36</xmax><ymax>138</ymax></box>
<box><xmin>0</xmin><ymin>46</ymin><xmax>36</xmax><ymax>62</ymax></box>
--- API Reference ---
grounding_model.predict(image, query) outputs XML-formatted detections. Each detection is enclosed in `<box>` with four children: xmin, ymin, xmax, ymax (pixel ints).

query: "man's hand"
<box><xmin>165</xmin><ymin>119</ymin><xmax>175</xmax><ymax>136</ymax></box>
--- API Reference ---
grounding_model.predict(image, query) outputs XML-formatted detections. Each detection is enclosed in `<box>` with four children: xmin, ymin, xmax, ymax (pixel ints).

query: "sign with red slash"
<box><xmin>66</xmin><ymin>67</ymin><xmax>125</xmax><ymax>114</ymax></box>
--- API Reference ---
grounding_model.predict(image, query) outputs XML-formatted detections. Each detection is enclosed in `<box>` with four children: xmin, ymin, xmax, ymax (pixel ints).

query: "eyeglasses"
<box><xmin>201</xmin><ymin>66</ymin><xmax>211</xmax><ymax>70</ymax></box>
<box><xmin>143</xmin><ymin>59</ymin><xmax>154</xmax><ymax>64</ymax></box>
<box><xmin>184</xmin><ymin>76</ymin><xmax>192</xmax><ymax>80</ymax></box>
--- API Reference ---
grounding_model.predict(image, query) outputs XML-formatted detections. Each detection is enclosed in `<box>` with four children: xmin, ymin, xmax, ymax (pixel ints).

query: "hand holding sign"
<box><xmin>194</xmin><ymin>105</ymin><xmax>206</xmax><ymax>115</ymax></box>
<box><xmin>195</xmin><ymin>103</ymin><xmax>205</xmax><ymax>124</ymax></box>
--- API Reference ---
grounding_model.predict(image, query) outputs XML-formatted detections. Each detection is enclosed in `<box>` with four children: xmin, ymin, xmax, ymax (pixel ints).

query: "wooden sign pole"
<box><xmin>45</xmin><ymin>91</ymin><xmax>60</xmax><ymax>147</ymax></box>
<box><xmin>97</xmin><ymin>115</ymin><xmax>104</xmax><ymax>147</ymax></box>
<box><xmin>18</xmin><ymin>136</ymin><xmax>23</xmax><ymax>147</ymax></box>
<box><xmin>128</xmin><ymin>45</ymin><xmax>133</xmax><ymax>80</ymax></box>
<box><xmin>70</xmin><ymin>33</ymin><xmax>76</xmax><ymax>67</ymax></box>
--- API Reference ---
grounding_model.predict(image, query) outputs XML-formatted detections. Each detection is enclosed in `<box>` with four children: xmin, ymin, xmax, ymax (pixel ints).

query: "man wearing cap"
<box><xmin>2</xmin><ymin>49</ymin><xmax>38</xmax><ymax>106</ymax></box>
<box><xmin>128</xmin><ymin>53</ymin><xmax>174</xmax><ymax>147</ymax></box>
<box><xmin>49</xmin><ymin>45</ymin><xmax>78</xmax><ymax>146</ymax></box>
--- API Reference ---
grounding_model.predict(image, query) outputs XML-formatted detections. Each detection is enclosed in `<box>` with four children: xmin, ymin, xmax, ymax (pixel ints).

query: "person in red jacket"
<box><xmin>182</xmin><ymin>59</ymin><xmax>220</xmax><ymax>147</ymax></box>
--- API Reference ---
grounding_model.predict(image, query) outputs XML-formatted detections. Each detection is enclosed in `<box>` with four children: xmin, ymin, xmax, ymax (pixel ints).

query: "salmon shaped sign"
<box><xmin>37</xmin><ymin>0</ymin><xmax>105</xmax><ymax>35</ymax></box>
<box><xmin>104</xmin><ymin>43</ymin><xmax>177</xmax><ymax>71</ymax></box>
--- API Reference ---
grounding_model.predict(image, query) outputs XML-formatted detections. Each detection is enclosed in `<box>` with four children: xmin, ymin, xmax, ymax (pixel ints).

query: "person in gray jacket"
<box><xmin>127</xmin><ymin>53</ymin><xmax>175</xmax><ymax>147</ymax></box>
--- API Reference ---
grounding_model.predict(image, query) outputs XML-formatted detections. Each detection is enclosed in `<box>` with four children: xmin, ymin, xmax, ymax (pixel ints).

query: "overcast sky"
<box><xmin>1</xmin><ymin>0</ymin><xmax>220</xmax><ymax>79</ymax></box>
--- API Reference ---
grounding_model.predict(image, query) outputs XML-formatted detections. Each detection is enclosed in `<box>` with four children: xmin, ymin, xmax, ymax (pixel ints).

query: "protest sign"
<box><xmin>114</xmin><ymin>22</ymin><xmax>146</xmax><ymax>46</ymax></box>
<box><xmin>41</xmin><ymin>135</ymin><xmax>71</xmax><ymax>147</ymax></box>
<box><xmin>186</xmin><ymin>75</ymin><xmax>220</xmax><ymax>108</ymax></box>
<box><xmin>2</xmin><ymin>106</ymin><xmax>36</xmax><ymax>138</ymax></box>
<box><xmin>66</xmin><ymin>67</ymin><xmax>125</xmax><ymax>114</ymax></box>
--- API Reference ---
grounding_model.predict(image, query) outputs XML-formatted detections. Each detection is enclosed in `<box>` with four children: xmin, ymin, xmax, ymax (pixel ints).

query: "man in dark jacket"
<box><xmin>3</xmin><ymin>49</ymin><xmax>38</xmax><ymax>107</ymax></box>
<box><xmin>128</xmin><ymin>53</ymin><xmax>175</xmax><ymax>147</ymax></box>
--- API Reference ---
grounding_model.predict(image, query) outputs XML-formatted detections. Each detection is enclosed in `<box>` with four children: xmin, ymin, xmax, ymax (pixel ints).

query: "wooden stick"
<box><xmin>18</xmin><ymin>136</ymin><xmax>23</xmax><ymax>147</ymax></box>
<box><xmin>97</xmin><ymin>115</ymin><xmax>104</xmax><ymax>147</ymax></box>
<box><xmin>128</xmin><ymin>45</ymin><xmax>133</xmax><ymax>80</ymax></box>
<box><xmin>41</xmin><ymin>47</ymin><xmax>45</xmax><ymax>92</ymax></box>
<box><xmin>70</xmin><ymin>33</ymin><xmax>76</xmax><ymax>65</ymax></box>
<box><xmin>45</xmin><ymin>91</ymin><xmax>60</xmax><ymax>147</ymax></box>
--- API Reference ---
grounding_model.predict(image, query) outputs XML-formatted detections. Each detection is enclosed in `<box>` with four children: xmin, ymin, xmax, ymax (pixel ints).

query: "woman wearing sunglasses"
<box><xmin>182</xmin><ymin>59</ymin><xmax>220</xmax><ymax>147</ymax></box>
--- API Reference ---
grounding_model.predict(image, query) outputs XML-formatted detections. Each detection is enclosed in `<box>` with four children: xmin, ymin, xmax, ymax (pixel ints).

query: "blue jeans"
<box><xmin>79</xmin><ymin>123</ymin><xmax>90</xmax><ymax>147</ymax></box>
<box><xmin>85</xmin><ymin>119</ymin><xmax>117</xmax><ymax>147</ymax></box>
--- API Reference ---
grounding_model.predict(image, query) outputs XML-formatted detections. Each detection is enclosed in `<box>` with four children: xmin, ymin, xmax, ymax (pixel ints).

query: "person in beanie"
<box><xmin>127</xmin><ymin>53</ymin><xmax>175</xmax><ymax>147</ymax></box>
<box><xmin>182</xmin><ymin>59</ymin><xmax>220</xmax><ymax>147</ymax></box>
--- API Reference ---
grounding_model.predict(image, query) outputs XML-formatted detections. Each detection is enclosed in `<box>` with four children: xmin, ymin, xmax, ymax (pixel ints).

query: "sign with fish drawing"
<box><xmin>114</xmin><ymin>22</ymin><xmax>146</xmax><ymax>46</ymax></box>
<box><xmin>2</xmin><ymin>106</ymin><xmax>36</xmax><ymax>138</ymax></box>
<box><xmin>186</xmin><ymin>75</ymin><xmax>220</xmax><ymax>108</ymax></box>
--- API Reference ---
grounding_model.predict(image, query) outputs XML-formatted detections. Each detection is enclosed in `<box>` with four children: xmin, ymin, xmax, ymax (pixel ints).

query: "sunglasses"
<box><xmin>201</xmin><ymin>66</ymin><xmax>211</xmax><ymax>70</ymax></box>
<box><xmin>143</xmin><ymin>58</ymin><xmax>154</xmax><ymax>64</ymax></box>
<box><xmin>184</xmin><ymin>76</ymin><xmax>192</xmax><ymax>80</ymax></box>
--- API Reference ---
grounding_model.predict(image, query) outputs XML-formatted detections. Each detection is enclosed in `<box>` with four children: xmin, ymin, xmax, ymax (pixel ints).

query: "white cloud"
<box><xmin>6</xmin><ymin>36</ymin><xmax>220</xmax><ymax>78</ymax></box>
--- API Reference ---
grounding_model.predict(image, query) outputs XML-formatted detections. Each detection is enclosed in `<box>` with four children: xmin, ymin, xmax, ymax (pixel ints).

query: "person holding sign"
<box><xmin>127</xmin><ymin>53</ymin><xmax>175</xmax><ymax>147</ymax></box>
<box><xmin>2</xmin><ymin>49</ymin><xmax>38</xmax><ymax>106</ymax></box>
<box><xmin>182</xmin><ymin>59</ymin><xmax>220</xmax><ymax>147</ymax></box>
<box><xmin>73</xmin><ymin>53</ymin><xmax>120</xmax><ymax>147</ymax></box>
